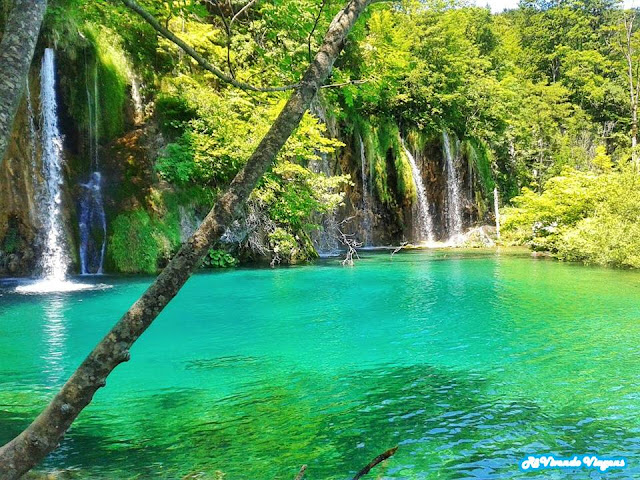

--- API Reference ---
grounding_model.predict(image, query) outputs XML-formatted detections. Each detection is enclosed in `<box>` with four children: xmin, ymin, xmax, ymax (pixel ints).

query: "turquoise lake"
<box><xmin>1</xmin><ymin>250</ymin><xmax>640</xmax><ymax>479</ymax></box>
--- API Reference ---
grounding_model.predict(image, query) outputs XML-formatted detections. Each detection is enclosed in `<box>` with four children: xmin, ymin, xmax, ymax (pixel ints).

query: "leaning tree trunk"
<box><xmin>0</xmin><ymin>0</ymin><xmax>47</xmax><ymax>166</ymax></box>
<box><xmin>0</xmin><ymin>0</ymin><xmax>373</xmax><ymax>477</ymax></box>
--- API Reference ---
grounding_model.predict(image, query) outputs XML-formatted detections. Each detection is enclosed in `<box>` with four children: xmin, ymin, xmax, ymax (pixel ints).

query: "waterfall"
<box><xmin>402</xmin><ymin>140</ymin><xmax>434</xmax><ymax>243</ymax></box>
<box><xmin>25</xmin><ymin>80</ymin><xmax>39</xmax><ymax>185</ymax></box>
<box><xmin>442</xmin><ymin>131</ymin><xmax>463</xmax><ymax>240</ymax></box>
<box><xmin>39</xmin><ymin>48</ymin><xmax>69</xmax><ymax>281</ymax></box>
<box><xmin>359</xmin><ymin>134</ymin><xmax>372</xmax><ymax>246</ymax></box>
<box><xmin>308</xmin><ymin>100</ymin><xmax>341</xmax><ymax>255</ymax></box>
<box><xmin>130</xmin><ymin>74</ymin><xmax>144</xmax><ymax>125</ymax></box>
<box><xmin>494</xmin><ymin>187</ymin><xmax>501</xmax><ymax>240</ymax></box>
<box><xmin>308</xmin><ymin>150</ymin><xmax>341</xmax><ymax>255</ymax></box>
<box><xmin>79</xmin><ymin>58</ymin><xmax>107</xmax><ymax>274</ymax></box>
<box><xmin>79</xmin><ymin>172</ymin><xmax>107</xmax><ymax>274</ymax></box>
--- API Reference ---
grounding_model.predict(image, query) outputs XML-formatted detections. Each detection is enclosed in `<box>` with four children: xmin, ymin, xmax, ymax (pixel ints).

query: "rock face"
<box><xmin>0</xmin><ymin>84</ymin><xmax>39</xmax><ymax>276</ymax></box>
<box><xmin>0</xmin><ymin>43</ymin><xmax>492</xmax><ymax>276</ymax></box>
<box><xmin>315</xmin><ymin>130</ymin><xmax>487</xmax><ymax>250</ymax></box>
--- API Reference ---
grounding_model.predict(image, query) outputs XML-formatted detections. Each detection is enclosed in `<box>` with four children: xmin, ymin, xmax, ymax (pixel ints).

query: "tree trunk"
<box><xmin>0</xmin><ymin>0</ymin><xmax>373</xmax><ymax>477</ymax></box>
<box><xmin>0</xmin><ymin>0</ymin><xmax>47</xmax><ymax>166</ymax></box>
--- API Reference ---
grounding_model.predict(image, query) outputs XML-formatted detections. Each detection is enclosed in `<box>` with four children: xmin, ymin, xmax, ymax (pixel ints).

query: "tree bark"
<box><xmin>0</xmin><ymin>0</ymin><xmax>47</xmax><ymax>166</ymax></box>
<box><xmin>0</xmin><ymin>0</ymin><xmax>373</xmax><ymax>477</ymax></box>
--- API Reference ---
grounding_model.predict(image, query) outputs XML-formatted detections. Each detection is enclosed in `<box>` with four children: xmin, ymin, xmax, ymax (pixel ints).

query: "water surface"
<box><xmin>1</xmin><ymin>250</ymin><xmax>639</xmax><ymax>478</ymax></box>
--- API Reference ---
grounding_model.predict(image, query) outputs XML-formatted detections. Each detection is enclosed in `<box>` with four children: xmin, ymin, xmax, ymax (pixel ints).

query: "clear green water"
<box><xmin>1</xmin><ymin>250</ymin><xmax>640</xmax><ymax>479</ymax></box>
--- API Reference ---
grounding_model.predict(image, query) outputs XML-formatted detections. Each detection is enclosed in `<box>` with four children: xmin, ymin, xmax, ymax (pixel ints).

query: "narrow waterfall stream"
<box><xmin>359</xmin><ymin>134</ymin><xmax>372</xmax><ymax>246</ymax></box>
<box><xmin>17</xmin><ymin>49</ymin><xmax>101</xmax><ymax>293</ymax></box>
<box><xmin>79</xmin><ymin>60</ymin><xmax>107</xmax><ymax>275</ymax></box>
<box><xmin>402</xmin><ymin>140</ymin><xmax>434</xmax><ymax>243</ymax></box>
<box><xmin>442</xmin><ymin>131</ymin><xmax>463</xmax><ymax>241</ymax></box>
<box><xmin>38</xmin><ymin>48</ymin><xmax>69</xmax><ymax>282</ymax></box>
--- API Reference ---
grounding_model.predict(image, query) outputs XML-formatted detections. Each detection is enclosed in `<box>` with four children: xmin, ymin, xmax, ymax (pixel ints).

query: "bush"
<box><xmin>502</xmin><ymin>167</ymin><xmax>640</xmax><ymax>268</ymax></box>
<box><xmin>109</xmin><ymin>210</ymin><xmax>159</xmax><ymax>274</ymax></box>
<box><xmin>202</xmin><ymin>249</ymin><xmax>238</xmax><ymax>268</ymax></box>
<box><xmin>108</xmin><ymin>205</ymin><xmax>181</xmax><ymax>274</ymax></box>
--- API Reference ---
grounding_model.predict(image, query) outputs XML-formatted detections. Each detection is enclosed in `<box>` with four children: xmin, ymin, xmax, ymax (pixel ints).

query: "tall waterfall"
<box><xmin>25</xmin><ymin>80</ymin><xmax>39</xmax><ymax>185</ymax></box>
<box><xmin>402</xmin><ymin>140</ymin><xmax>434</xmax><ymax>243</ymax></box>
<box><xmin>442</xmin><ymin>131</ymin><xmax>463</xmax><ymax>240</ymax></box>
<box><xmin>79</xmin><ymin>60</ymin><xmax>107</xmax><ymax>274</ymax></box>
<box><xmin>359</xmin><ymin>134</ymin><xmax>372</xmax><ymax>246</ymax></box>
<box><xmin>307</xmin><ymin>101</ymin><xmax>340</xmax><ymax>255</ymax></box>
<box><xmin>39</xmin><ymin>48</ymin><xmax>69</xmax><ymax>281</ymax></box>
<box><xmin>309</xmin><ymin>150</ymin><xmax>341</xmax><ymax>255</ymax></box>
<box><xmin>494</xmin><ymin>187</ymin><xmax>501</xmax><ymax>240</ymax></box>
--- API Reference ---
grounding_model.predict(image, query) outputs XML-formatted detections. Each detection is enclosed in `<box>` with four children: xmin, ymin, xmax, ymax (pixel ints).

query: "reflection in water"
<box><xmin>42</xmin><ymin>296</ymin><xmax>67</xmax><ymax>386</ymax></box>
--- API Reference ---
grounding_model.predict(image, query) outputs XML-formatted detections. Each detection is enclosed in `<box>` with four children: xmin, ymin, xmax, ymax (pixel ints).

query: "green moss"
<box><xmin>108</xmin><ymin>194</ymin><xmax>182</xmax><ymax>274</ymax></box>
<box><xmin>109</xmin><ymin>210</ymin><xmax>159</xmax><ymax>274</ymax></box>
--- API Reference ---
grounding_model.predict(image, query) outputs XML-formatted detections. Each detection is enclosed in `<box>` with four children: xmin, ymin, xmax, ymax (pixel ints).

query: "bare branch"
<box><xmin>231</xmin><ymin>0</ymin><xmax>259</xmax><ymax>26</ymax></box>
<box><xmin>391</xmin><ymin>241</ymin><xmax>407</xmax><ymax>259</ymax></box>
<box><xmin>336</xmin><ymin>216</ymin><xmax>362</xmax><ymax>266</ymax></box>
<box><xmin>320</xmin><ymin>78</ymin><xmax>370</xmax><ymax>89</ymax></box>
<box><xmin>352</xmin><ymin>446</ymin><xmax>399</xmax><ymax>479</ymax></box>
<box><xmin>121</xmin><ymin>0</ymin><xmax>298</xmax><ymax>92</ymax></box>
<box><xmin>294</xmin><ymin>464</ymin><xmax>307</xmax><ymax>480</ymax></box>
<box><xmin>309</xmin><ymin>0</ymin><xmax>328</xmax><ymax>62</ymax></box>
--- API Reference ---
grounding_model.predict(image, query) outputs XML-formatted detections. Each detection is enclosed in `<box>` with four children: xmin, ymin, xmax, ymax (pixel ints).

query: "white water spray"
<box><xmin>494</xmin><ymin>187</ymin><xmax>501</xmax><ymax>240</ymax></box>
<box><xmin>402</xmin><ymin>140</ymin><xmax>434</xmax><ymax>243</ymax></box>
<box><xmin>16</xmin><ymin>50</ymin><xmax>107</xmax><ymax>294</ymax></box>
<box><xmin>359</xmin><ymin>134</ymin><xmax>373</xmax><ymax>246</ymax></box>
<box><xmin>39</xmin><ymin>49</ymin><xmax>69</xmax><ymax>282</ymax></box>
<box><xmin>79</xmin><ymin>58</ymin><xmax>107</xmax><ymax>275</ymax></box>
<box><xmin>442</xmin><ymin>131</ymin><xmax>463</xmax><ymax>241</ymax></box>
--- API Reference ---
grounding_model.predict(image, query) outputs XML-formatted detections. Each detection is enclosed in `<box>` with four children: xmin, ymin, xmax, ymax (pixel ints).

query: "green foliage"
<box><xmin>156</xmin><ymin>95</ymin><xmax>196</xmax><ymax>137</ymax></box>
<box><xmin>202</xmin><ymin>249</ymin><xmax>239</xmax><ymax>268</ymax></box>
<box><xmin>108</xmin><ymin>199</ymin><xmax>181</xmax><ymax>274</ymax></box>
<box><xmin>254</xmin><ymin>162</ymin><xmax>350</xmax><ymax>231</ymax></box>
<box><xmin>109</xmin><ymin>209</ymin><xmax>160</xmax><ymax>274</ymax></box>
<box><xmin>503</xmin><ymin>168</ymin><xmax>640</xmax><ymax>268</ymax></box>
<box><xmin>1</xmin><ymin>225</ymin><xmax>18</xmax><ymax>255</ymax></box>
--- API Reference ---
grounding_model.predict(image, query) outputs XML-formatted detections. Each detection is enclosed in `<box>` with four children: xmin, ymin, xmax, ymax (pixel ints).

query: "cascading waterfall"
<box><xmin>79</xmin><ymin>59</ymin><xmax>107</xmax><ymax>274</ymax></box>
<box><xmin>38</xmin><ymin>48</ymin><xmax>69</xmax><ymax>282</ymax></box>
<box><xmin>308</xmin><ymin>150</ymin><xmax>341</xmax><ymax>255</ymax></box>
<box><xmin>308</xmin><ymin>101</ymin><xmax>341</xmax><ymax>255</ymax></box>
<box><xmin>442</xmin><ymin>131</ymin><xmax>463</xmax><ymax>240</ymax></box>
<box><xmin>25</xmin><ymin>80</ymin><xmax>39</xmax><ymax>185</ymax></box>
<box><xmin>494</xmin><ymin>187</ymin><xmax>501</xmax><ymax>240</ymax></box>
<box><xmin>402</xmin><ymin>140</ymin><xmax>434</xmax><ymax>243</ymax></box>
<box><xmin>359</xmin><ymin>134</ymin><xmax>373</xmax><ymax>246</ymax></box>
<box><xmin>130</xmin><ymin>74</ymin><xmax>144</xmax><ymax>125</ymax></box>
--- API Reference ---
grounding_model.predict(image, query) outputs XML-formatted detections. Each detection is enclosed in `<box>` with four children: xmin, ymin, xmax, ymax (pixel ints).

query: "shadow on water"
<box><xmin>2</xmin><ymin>362</ymin><xmax>637</xmax><ymax>479</ymax></box>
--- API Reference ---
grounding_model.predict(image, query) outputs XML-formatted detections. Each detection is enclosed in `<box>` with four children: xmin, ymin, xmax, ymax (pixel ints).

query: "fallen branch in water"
<box><xmin>294</xmin><ymin>464</ymin><xmax>307</xmax><ymax>480</ymax></box>
<box><xmin>336</xmin><ymin>216</ymin><xmax>362</xmax><ymax>266</ymax></box>
<box><xmin>352</xmin><ymin>446</ymin><xmax>399</xmax><ymax>479</ymax></box>
<box><xmin>294</xmin><ymin>446</ymin><xmax>398</xmax><ymax>480</ymax></box>
<box><xmin>391</xmin><ymin>241</ymin><xmax>408</xmax><ymax>259</ymax></box>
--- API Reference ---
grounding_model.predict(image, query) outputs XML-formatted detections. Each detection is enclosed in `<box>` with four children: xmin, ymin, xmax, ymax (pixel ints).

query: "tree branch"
<box><xmin>320</xmin><ymin>78</ymin><xmax>370</xmax><ymax>89</ymax></box>
<box><xmin>294</xmin><ymin>464</ymin><xmax>307</xmax><ymax>480</ymax></box>
<box><xmin>121</xmin><ymin>0</ymin><xmax>298</xmax><ymax>92</ymax></box>
<box><xmin>0</xmin><ymin>0</ymin><xmax>375</xmax><ymax>477</ymax></box>
<box><xmin>352</xmin><ymin>446</ymin><xmax>398</xmax><ymax>480</ymax></box>
<box><xmin>309</xmin><ymin>0</ymin><xmax>328</xmax><ymax>62</ymax></box>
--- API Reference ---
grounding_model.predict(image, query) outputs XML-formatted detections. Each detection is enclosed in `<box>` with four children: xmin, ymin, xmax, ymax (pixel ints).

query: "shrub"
<box><xmin>202</xmin><ymin>249</ymin><xmax>238</xmax><ymax>268</ymax></box>
<box><xmin>503</xmin><ymin>167</ymin><xmax>640</xmax><ymax>268</ymax></box>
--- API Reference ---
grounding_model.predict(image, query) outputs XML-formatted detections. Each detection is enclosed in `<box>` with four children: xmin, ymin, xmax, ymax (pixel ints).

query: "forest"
<box><xmin>1</xmin><ymin>0</ymin><xmax>640</xmax><ymax>478</ymax></box>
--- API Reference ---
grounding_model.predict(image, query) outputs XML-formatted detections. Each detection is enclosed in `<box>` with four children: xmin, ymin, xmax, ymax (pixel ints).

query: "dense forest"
<box><xmin>0</xmin><ymin>0</ymin><xmax>639</xmax><ymax>275</ymax></box>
